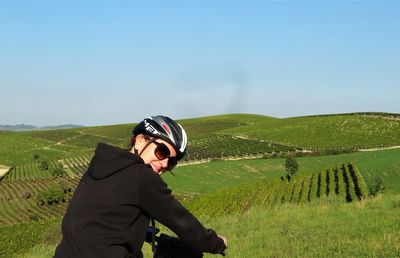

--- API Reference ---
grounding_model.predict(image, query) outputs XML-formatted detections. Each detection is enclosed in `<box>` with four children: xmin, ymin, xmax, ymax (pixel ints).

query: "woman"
<box><xmin>54</xmin><ymin>115</ymin><xmax>227</xmax><ymax>258</ymax></box>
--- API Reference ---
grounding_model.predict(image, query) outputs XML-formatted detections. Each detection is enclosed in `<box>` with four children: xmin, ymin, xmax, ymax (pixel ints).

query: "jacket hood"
<box><xmin>88</xmin><ymin>143</ymin><xmax>144</xmax><ymax>180</ymax></box>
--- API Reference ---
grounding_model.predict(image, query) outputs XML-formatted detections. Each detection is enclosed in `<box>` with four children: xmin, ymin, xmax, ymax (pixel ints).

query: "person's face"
<box><xmin>134</xmin><ymin>135</ymin><xmax>177</xmax><ymax>175</ymax></box>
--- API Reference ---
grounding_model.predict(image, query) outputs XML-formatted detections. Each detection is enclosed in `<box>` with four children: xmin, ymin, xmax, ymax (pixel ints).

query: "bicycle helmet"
<box><xmin>132</xmin><ymin>116</ymin><xmax>187</xmax><ymax>160</ymax></box>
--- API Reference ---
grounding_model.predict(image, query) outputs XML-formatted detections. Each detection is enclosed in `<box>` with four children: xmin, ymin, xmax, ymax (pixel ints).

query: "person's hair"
<box><xmin>128</xmin><ymin>135</ymin><xmax>136</xmax><ymax>149</ymax></box>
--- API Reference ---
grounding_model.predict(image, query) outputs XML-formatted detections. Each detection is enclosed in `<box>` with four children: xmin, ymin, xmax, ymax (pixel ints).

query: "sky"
<box><xmin>0</xmin><ymin>0</ymin><xmax>399</xmax><ymax>126</ymax></box>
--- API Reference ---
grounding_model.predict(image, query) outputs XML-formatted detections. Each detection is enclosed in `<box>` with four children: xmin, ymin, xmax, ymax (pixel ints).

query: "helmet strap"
<box><xmin>138</xmin><ymin>138</ymin><xmax>155</xmax><ymax>157</ymax></box>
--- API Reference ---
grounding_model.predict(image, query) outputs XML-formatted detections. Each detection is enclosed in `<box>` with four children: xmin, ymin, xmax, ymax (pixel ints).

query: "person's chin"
<box><xmin>150</xmin><ymin>164</ymin><xmax>161</xmax><ymax>173</ymax></box>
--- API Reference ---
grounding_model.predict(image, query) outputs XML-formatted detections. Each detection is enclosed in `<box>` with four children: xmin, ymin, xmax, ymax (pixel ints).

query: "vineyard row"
<box><xmin>185</xmin><ymin>163</ymin><xmax>368</xmax><ymax>218</ymax></box>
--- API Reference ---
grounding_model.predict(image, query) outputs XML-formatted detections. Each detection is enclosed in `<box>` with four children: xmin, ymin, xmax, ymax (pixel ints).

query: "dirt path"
<box><xmin>358</xmin><ymin>145</ymin><xmax>400</xmax><ymax>152</ymax></box>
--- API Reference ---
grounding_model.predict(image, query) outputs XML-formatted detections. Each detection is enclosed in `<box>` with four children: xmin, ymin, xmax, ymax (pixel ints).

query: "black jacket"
<box><xmin>54</xmin><ymin>143</ymin><xmax>225</xmax><ymax>258</ymax></box>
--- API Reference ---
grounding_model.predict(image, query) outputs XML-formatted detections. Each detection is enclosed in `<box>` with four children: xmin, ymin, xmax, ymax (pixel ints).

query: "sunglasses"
<box><xmin>150</xmin><ymin>140</ymin><xmax>178</xmax><ymax>171</ymax></box>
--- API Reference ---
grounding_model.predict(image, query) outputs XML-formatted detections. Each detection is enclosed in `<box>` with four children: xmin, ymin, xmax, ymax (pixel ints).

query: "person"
<box><xmin>54</xmin><ymin>115</ymin><xmax>227</xmax><ymax>258</ymax></box>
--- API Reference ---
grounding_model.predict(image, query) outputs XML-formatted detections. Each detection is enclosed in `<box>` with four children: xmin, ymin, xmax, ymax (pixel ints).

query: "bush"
<box><xmin>285</xmin><ymin>156</ymin><xmax>298</xmax><ymax>177</ymax></box>
<box><xmin>52</xmin><ymin>166</ymin><xmax>67</xmax><ymax>178</ymax></box>
<box><xmin>57</xmin><ymin>178</ymin><xmax>72</xmax><ymax>193</ymax></box>
<box><xmin>37</xmin><ymin>185</ymin><xmax>66</xmax><ymax>205</ymax></box>
<box><xmin>369</xmin><ymin>177</ymin><xmax>385</xmax><ymax>197</ymax></box>
<box><xmin>39</xmin><ymin>160</ymin><xmax>49</xmax><ymax>171</ymax></box>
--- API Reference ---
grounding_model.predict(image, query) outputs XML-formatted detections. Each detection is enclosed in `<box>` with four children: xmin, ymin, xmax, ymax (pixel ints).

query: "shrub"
<box><xmin>285</xmin><ymin>156</ymin><xmax>298</xmax><ymax>177</ymax></box>
<box><xmin>57</xmin><ymin>178</ymin><xmax>72</xmax><ymax>193</ymax></box>
<box><xmin>39</xmin><ymin>160</ymin><xmax>49</xmax><ymax>171</ymax></box>
<box><xmin>52</xmin><ymin>166</ymin><xmax>67</xmax><ymax>178</ymax></box>
<box><xmin>369</xmin><ymin>177</ymin><xmax>385</xmax><ymax>197</ymax></box>
<box><xmin>37</xmin><ymin>185</ymin><xmax>66</xmax><ymax>205</ymax></box>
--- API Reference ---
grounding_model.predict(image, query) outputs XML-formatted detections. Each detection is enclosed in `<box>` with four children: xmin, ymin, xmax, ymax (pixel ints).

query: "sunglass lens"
<box><xmin>155</xmin><ymin>143</ymin><xmax>170</xmax><ymax>160</ymax></box>
<box><xmin>167</xmin><ymin>157</ymin><xmax>177</xmax><ymax>171</ymax></box>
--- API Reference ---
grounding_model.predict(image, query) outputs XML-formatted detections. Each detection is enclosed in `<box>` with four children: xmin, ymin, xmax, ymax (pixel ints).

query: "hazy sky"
<box><xmin>1</xmin><ymin>1</ymin><xmax>399</xmax><ymax>126</ymax></box>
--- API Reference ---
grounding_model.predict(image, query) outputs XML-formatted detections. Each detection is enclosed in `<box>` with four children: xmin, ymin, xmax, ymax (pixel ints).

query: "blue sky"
<box><xmin>0</xmin><ymin>1</ymin><xmax>399</xmax><ymax>126</ymax></box>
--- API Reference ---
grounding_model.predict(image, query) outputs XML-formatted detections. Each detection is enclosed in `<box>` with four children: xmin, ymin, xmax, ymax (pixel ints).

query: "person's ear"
<box><xmin>134</xmin><ymin>134</ymin><xmax>145</xmax><ymax>150</ymax></box>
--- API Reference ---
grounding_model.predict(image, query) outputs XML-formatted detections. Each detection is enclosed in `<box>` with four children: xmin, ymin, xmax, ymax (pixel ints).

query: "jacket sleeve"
<box><xmin>137</xmin><ymin>166</ymin><xmax>226</xmax><ymax>254</ymax></box>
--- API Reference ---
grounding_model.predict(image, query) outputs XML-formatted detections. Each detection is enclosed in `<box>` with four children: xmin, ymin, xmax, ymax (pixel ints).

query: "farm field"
<box><xmin>0</xmin><ymin>148</ymin><xmax>398</xmax><ymax>227</ymax></box>
<box><xmin>1</xmin><ymin>113</ymin><xmax>399</xmax><ymax>166</ymax></box>
<box><xmin>0</xmin><ymin>145</ymin><xmax>399</xmax><ymax>228</ymax></box>
<box><xmin>0</xmin><ymin>112</ymin><xmax>399</xmax><ymax>257</ymax></box>
<box><xmin>0</xmin><ymin>148</ymin><xmax>398</xmax><ymax>257</ymax></box>
<box><xmin>4</xmin><ymin>194</ymin><xmax>400</xmax><ymax>258</ymax></box>
<box><xmin>220</xmin><ymin>113</ymin><xmax>400</xmax><ymax>149</ymax></box>
<box><xmin>165</xmin><ymin>148</ymin><xmax>400</xmax><ymax>195</ymax></box>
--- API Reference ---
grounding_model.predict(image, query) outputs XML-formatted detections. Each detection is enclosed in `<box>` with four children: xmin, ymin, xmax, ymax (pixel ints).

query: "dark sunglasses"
<box><xmin>152</xmin><ymin>140</ymin><xmax>178</xmax><ymax>171</ymax></box>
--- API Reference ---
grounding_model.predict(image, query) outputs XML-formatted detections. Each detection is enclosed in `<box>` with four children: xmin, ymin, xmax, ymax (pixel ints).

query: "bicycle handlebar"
<box><xmin>145</xmin><ymin>226</ymin><xmax>225</xmax><ymax>258</ymax></box>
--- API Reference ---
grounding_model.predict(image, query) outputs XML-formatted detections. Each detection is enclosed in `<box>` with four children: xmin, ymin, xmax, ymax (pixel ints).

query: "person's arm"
<box><xmin>137</xmin><ymin>167</ymin><xmax>226</xmax><ymax>254</ymax></box>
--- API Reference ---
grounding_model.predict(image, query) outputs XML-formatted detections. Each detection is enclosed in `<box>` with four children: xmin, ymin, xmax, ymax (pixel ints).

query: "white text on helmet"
<box><xmin>144</xmin><ymin>119</ymin><xmax>160</xmax><ymax>135</ymax></box>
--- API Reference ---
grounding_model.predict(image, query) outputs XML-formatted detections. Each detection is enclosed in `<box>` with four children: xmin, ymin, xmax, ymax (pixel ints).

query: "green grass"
<box><xmin>179</xmin><ymin>114</ymin><xmax>277</xmax><ymax>139</ymax></box>
<box><xmin>199</xmin><ymin>194</ymin><xmax>400</xmax><ymax>258</ymax></box>
<box><xmin>181</xmin><ymin>164</ymin><xmax>368</xmax><ymax>219</ymax></box>
<box><xmin>164</xmin><ymin>148</ymin><xmax>400</xmax><ymax>195</ymax></box>
<box><xmin>221</xmin><ymin>114</ymin><xmax>400</xmax><ymax>149</ymax></box>
<box><xmin>1</xmin><ymin>112</ymin><xmax>399</xmax><ymax>257</ymax></box>
<box><xmin>2</xmin><ymin>113</ymin><xmax>398</xmax><ymax>166</ymax></box>
<box><xmin>11</xmin><ymin>194</ymin><xmax>400</xmax><ymax>258</ymax></box>
<box><xmin>0</xmin><ymin>132</ymin><xmax>91</xmax><ymax>166</ymax></box>
<box><xmin>1</xmin><ymin>149</ymin><xmax>397</xmax><ymax>227</ymax></box>
<box><xmin>0</xmin><ymin>218</ymin><xmax>61</xmax><ymax>258</ymax></box>
<box><xmin>164</xmin><ymin>158</ymin><xmax>287</xmax><ymax>196</ymax></box>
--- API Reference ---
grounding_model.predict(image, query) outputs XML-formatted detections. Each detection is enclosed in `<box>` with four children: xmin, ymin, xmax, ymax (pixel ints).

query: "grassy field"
<box><xmin>1</xmin><ymin>148</ymin><xmax>397</xmax><ymax>227</ymax></box>
<box><xmin>1</xmin><ymin>113</ymin><xmax>399</xmax><ymax>166</ymax></box>
<box><xmin>0</xmin><ymin>112</ymin><xmax>399</xmax><ymax>258</ymax></box>
<box><xmin>220</xmin><ymin>113</ymin><xmax>400</xmax><ymax>149</ymax></box>
<box><xmin>164</xmin><ymin>148</ymin><xmax>400</xmax><ymax>195</ymax></box>
<box><xmin>8</xmin><ymin>194</ymin><xmax>400</xmax><ymax>258</ymax></box>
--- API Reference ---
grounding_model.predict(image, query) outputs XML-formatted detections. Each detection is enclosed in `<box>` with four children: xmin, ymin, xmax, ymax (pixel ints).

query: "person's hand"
<box><xmin>218</xmin><ymin>235</ymin><xmax>228</xmax><ymax>247</ymax></box>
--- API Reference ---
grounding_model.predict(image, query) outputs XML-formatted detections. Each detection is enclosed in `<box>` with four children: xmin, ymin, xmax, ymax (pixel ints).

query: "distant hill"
<box><xmin>0</xmin><ymin>124</ymin><xmax>84</xmax><ymax>131</ymax></box>
<box><xmin>0</xmin><ymin>112</ymin><xmax>399</xmax><ymax>166</ymax></box>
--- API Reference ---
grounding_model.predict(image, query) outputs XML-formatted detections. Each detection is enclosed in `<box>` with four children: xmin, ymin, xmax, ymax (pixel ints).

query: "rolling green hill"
<box><xmin>0</xmin><ymin>148</ymin><xmax>398</xmax><ymax>228</ymax></box>
<box><xmin>165</xmin><ymin>148</ymin><xmax>400</xmax><ymax>195</ymax></box>
<box><xmin>221</xmin><ymin>113</ymin><xmax>400</xmax><ymax>149</ymax></box>
<box><xmin>1</xmin><ymin>112</ymin><xmax>399</xmax><ymax>167</ymax></box>
<box><xmin>0</xmin><ymin>112</ymin><xmax>399</xmax><ymax>258</ymax></box>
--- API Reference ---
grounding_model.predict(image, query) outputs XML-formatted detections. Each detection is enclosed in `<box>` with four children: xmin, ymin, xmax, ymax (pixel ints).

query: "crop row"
<box><xmin>183</xmin><ymin>134</ymin><xmax>298</xmax><ymax>161</ymax></box>
<box><xmin>0</xmin><ymin>177</ymin><xmax>78</xmax><ymax>226</ymax></box>
<box><xmin>0</xmin><ymin>162</ymin><xmax>367</xmax><ymax>226</ymax></box>
<box><xmin>0</xmin><ymin>198</ymin><xmax>67</xmax><ymax>226</ymax></box>
<box><xmin>60</xmin><ymin>155</ymin><xmax>91</xmax><ymax>178</ymax></box>
<box><xmin>2</xmin><ymin>155</ymin><xmax>91</xmax><ymax>181</ymax></box>
<box><xmin>1</xmin><ymin>135</ymin><xmax>296</xmax><ymax>181</ymax></box>
<box><xmin>0</xmin><ymin>177</ymin><xmax>78</xmax><ymax>202</ymax></box>
<box><xmin>184</xmin><ymin>163</ymin><xmax>368</xmax><ymax>218</ymax></box>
